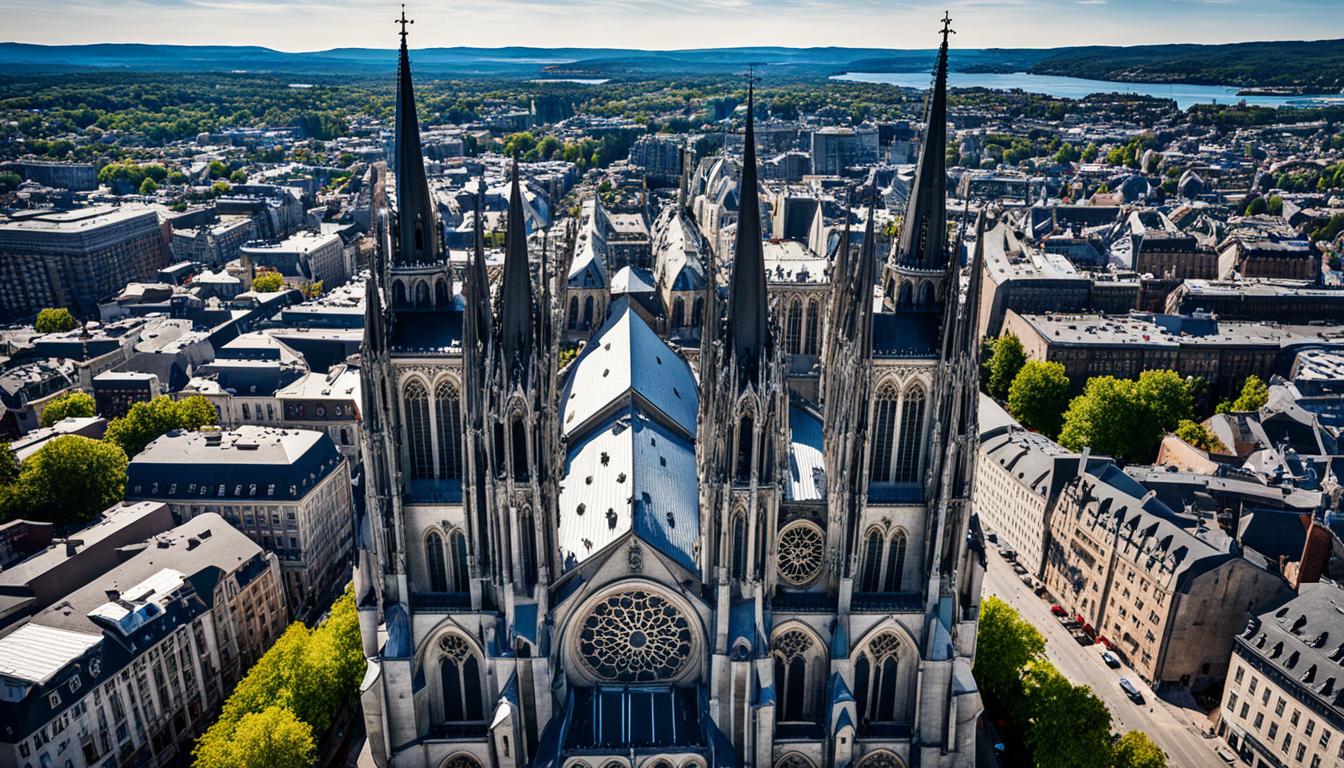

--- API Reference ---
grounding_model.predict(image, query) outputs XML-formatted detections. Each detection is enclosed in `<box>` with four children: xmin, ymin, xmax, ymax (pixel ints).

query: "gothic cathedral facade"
<box><xmin>356</xmin><ymin>16</ymin><xmax>986</xmax><ymax>768</ymax></box>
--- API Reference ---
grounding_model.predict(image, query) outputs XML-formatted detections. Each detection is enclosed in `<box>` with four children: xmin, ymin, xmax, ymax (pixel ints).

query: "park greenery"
<box><xmin>34</xmin><ymin>307</ymin><xmax>77</xmax><ymax>333</ymax></box>
<box><xmin>1216</xmin><ymin>375</ymin><xmax>1270</xmax><ymax>414</ymax></box>
<box><xmin>193</xmin><ymin>586</ymin><xmax>364</xmax><ymax>768</ymax></box>
<box><xmin>1057</xmin><ymin>371</ymin><xmax>1195</xmax><ymax>464</ymax></box>
<box><xmin>984</xmin><ymin>334</ymin><xmax>1027</xmax><ymax>401</ymax></box>
<box><xmin>39</xmin><ymin>390</ymin><xmax>96</xmax><ymax>427</ymax></box>
<box><xmin>104</xmin><ymin>395</ymin><xmax>219</xmax><ymax>458</ymax></box>
<box><xmin>1007</xmin><ymin>360</ymin><xmax>1072</xmax><ymax>439</ymax></box>
<box><xmin>976</xmin><ymin>596</ymin><xmax>1167</xmax><ymax>768</ymax></box>
<box><xmin>251</xmin><ymin>271</ymin><xmax>287</xmax><ymax>293</ymax></box>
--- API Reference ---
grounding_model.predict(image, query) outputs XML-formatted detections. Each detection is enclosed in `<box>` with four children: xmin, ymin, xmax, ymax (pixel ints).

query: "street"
<box><xmin>982</xmin><ymin>547</ymin><xmax>1228</xmax><ymax>768</ymax></box>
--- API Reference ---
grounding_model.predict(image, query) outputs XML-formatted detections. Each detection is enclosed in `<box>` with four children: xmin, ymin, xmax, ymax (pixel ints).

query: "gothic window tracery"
<box><xmin>861</xmin><ymin>529</ymin><xmax>884</xmax><ymax>591</ymax></box>
<box><xmin>450</xmin><ymin>530</ymin><xmax>470</xmax><ymax>592</ymax></box>
<box><xmin>511</xmin><ymin>414</ymin><xmax>529</xmax><ymax>481</ymax></box>
<box><xmin>403</xmin><ymin>379</ymin><xmax>434</xmax><ymax>479</ymax></box>
<box><xmin>804</xmin><ymin>298</ymin><xmax>820</xmax><ymax>355</ymax></box>
<box><xmin>885</xmin><ymin>531</ymin><xmax>908</xmax><ymax>591</ymax></box>
<box><xmin>441</xmin><ymin>754</ymin><xmax>483</xmax><ymax>768</ymax></box>
<box><xmin>577</xmin><ymin>590</ymin><xmax>693</xmax><ymax>682</ymax></box>
<box><xmin>854</xmin><ymin>633</ymin><xmax>907</xmax><ymax>724</ymax></box>
<box><xmin>859</xmin><ymin>528</ymin><xmax>911</xmax><ymax>593</ymax></box>
<box><xmin>776</xmin><ymin>521</ymin><xmax>824</xmax><ymax>586</ymax></box>
<box><xmin>786</xmin><ymin>298</ymin><xmax>803</xmax><ymax>354</ymax></box>
<box><xmin>425</xmin><ymin>531</ymin><xmax>449</xmax><ymax>592</ymax></box>
<box><xmin>519</xmin><ymin>507</ymin><xmax>537</xmax><ymax>593</ymax></box>
<box><xmin>435</xmin><ymin>380</ymin><xmax>463</xmax><ymax>480</ymax></box>
<box><xmin>438</xmin><ymin>635</ymin><xmax>484</xmax><ymax>722</ymax></box>
<box><xmin>870</xmin><ymin>384</ymin><xmax>899</xmax><ymax>483</ymax></box>
<box><xmin>855</xmin><ymin>752</ymin><xmax>904</xmax><ymax>768</ymax></box>
<box><xmin>776</xmin><ymin>754</ymin><xmax>815</xmax><ymax>768</ymax></box>
<box><xmin>772</xmin><ymin>629</ymin><xmax>821</xmax><ymax>721</ymax></box>
<box><xmin>731</xmin><ymin>512</ymin><xmax>748</xmax><ymax>581</ymax></box>
<box><xmin>894</xmin><ymin>386</ymin><xmax>926</xmax><ymax>483</ymax></box>
<box><xmin>735</xmin><ymin>414</ymin><xmax>754</xmax><ymax>482</ymax></box>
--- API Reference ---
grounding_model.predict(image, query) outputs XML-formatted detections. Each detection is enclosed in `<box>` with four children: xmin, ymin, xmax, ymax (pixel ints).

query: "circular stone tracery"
<box><xmin>578</xmin><ymin>590</ymin><xmax>693</xmax><ymax>682</ymax></box>
<box><xmin>777</xmin><ymin>522</ymin><xmax>825</xmax><ymax>586</ymax></box>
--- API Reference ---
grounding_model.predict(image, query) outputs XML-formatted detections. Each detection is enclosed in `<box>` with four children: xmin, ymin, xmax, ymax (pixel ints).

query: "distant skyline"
<box><xmin>1</xmin><ymin>0</ymin><xmax>1341</xmax><ymax>51</ymax></box>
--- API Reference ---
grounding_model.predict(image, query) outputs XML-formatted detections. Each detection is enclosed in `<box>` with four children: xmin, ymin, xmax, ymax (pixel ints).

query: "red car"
<box><xmin>1050</xmin><ymin>604</ymin><xmax>1067</xmax><ymax>617</ymax></box>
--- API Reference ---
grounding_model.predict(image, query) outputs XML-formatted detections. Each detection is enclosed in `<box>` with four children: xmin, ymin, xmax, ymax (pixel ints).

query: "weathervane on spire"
<box><xmin>940</xmin><ymin>11</ymin><xmax>955</xmax><ymax>46</ymax></box>
<box><xmin>396</xmin><ymin>4</ymin><xmax>414</xmax><ymax>44</ymax></box>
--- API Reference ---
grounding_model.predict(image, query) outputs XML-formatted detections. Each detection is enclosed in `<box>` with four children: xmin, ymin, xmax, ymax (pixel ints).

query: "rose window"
<box><xmin>777</xmin><ymin>522</ymin><xmax>825</xmax><ymax>586</ymax></box>
<box><xmin>578</xmin><ymin>590</ymin><xmax>692</xmax><ymax>682</ymax></box>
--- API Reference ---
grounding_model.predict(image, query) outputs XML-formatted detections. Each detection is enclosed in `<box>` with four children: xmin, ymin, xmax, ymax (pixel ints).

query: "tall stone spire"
<box><xmin>393</xmin><ymin>6</ymin><xmax>439</xmax><ymax>266</ymax></box>
<box><xmin>892</xmin><ymin>12</ymin><xmax>952</xmax><ymax>274</ymax></box>
<box><xmin>498</xmin><ymin>162</ymin><xmax>534</xmax><ymax>370</ymax></box>
<box><xmin>464</xmin><ymin>179</ymin><xmax>492</xmax><ymax>383</ymax></box>
<box><xmin>726</xmin><ymin>78</ymin><xmax>769</xmax><ymax>381</ymax></box>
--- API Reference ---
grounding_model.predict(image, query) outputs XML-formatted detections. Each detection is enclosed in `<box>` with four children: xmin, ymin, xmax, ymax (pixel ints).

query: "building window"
<box><xmin>731</xmin><ymin>512</ymin><xmax>748</xmax><ymax>581</ymax></box>
<box><xmin>786</xmin><ymin>298</ymin><xmax>803</xmax><ymax>354</ymax></box>
<box><xmin>438</xmin><ymin>635</ymin><xmax>484</xmax><ymax>722</ymax></box>
<box><xmin>854</xmin><ymin>633</ymin><xmax>906</xmax><ymax>724</ymax></box>
<box><xmin>870</xmin><ymin>384</ymin><xmax>898</xmax><ymax>483</ymax></box>
<box><xmin>450</xmin><ymin>530</ymin><xmax>470</xmax><ymax>592</ymax></box>
<box><xmin>435</xmin><ymin>381</ymin><xmax>463</xmax><ymax>480</ymax></box>
<box><xmin>804</xmin><ymin>298</ymin><xmax>820</xmax><ymax>355</ymax></box>
<box><xmin>776</xmin><ymin>522</ymin><xmax>825</xmax><ymax>587</ymax></box>
<box><xmin>884</xmin><ymin>531</ymin><xmax>908</xmax><ymax>591</ymax></box>
<box><xmin>511</xmin><ymin>415</ymin><xmax>529</xmax><ymax>481</ymax></box>
<box><xmin>518</xmin><ymin>508</ymin><xmax>537</xmax><ymax>593</ymax></box>
<box><xmin>893</xmin><ymin>386</ymin><xmax>926</xmax><ymax>483</ymax></box>
<box><xmin>403</xmin><ymin>380</ymin><xmax>433</xmax><ymax>479</ymax></box>
<box><xmin>861</xmin><ymin>530</ymin><xmax>884</xmax><ymax>591</ymax></box>
<box><xmin>576</xmin><ymin>590</ymin><xmax>692</xmax><ymax>682</ymax></box>
<box><xmin>425</xmin><ymin>532</ymin><xmax>449</xmax><ymax>592</ymax></box>
<box><xmin>735</xmin><ymin>414</ymin><xmax>754</xmax><ymax>482</ymax></box>
<box><xmin>773</xmin><ymin>630</ymin><xmax>822</xmax><ymax>722</ymax></box>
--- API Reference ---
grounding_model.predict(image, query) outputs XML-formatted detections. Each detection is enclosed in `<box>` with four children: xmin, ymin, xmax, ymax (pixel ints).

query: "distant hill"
<box><xmin>1028</xmin><ymin>39</ymin><xmax>1344</xmax><ymax>91</ymax></box>
<box><xmin>0</xmin><ymin>38</ymin><xmax>1340</xmax><ymax>89</ymax></box>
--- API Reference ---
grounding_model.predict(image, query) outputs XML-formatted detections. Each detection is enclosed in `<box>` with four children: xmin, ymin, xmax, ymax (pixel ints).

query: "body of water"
<box><xmin>530</xmin><ymin>78</ymin><xmax>610</xmax><ymax>85</ymax></box>
<box><xmin>832</xmin><ymin>71</ymin><xmax>1344</xmax><ymax>111</ymax></box>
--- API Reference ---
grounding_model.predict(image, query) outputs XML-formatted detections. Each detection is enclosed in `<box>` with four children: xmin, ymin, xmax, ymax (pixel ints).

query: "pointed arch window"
<box><xmin>772</xmin><ymin>630</ymin><xmax>818</xmax><ymax>722</ymax></box>
<box><xmin>435</xmin><ymin>381</ymin><xmax>463</xmax><ymax>480</ymax></box>
<box><xmin>735</xmin><ymin>414</ymin><xmax>755</xmax><ymax>482</ymax></box>
<box><xmin>731</xmin><ymin>512</ymin><xmax>748</xmax><ymax>581</ymax></box>
<box><xmin>416</xmin><ymin>281</ymin><xmax>431</xmax><ymax>307</ymax></box>
<box><xmin>403</xmin><ymin>380</ymin><xmax>433</xmax><ymax>480</ymax></box>
<box><xmin>854</xmin><ymin>634</ymin><xmax>906</xmax><ymax>724</ymax></box>
<box><xmin>672</xmin><ymin>298</ymin><xmax>686</xmax><ymax>328</ymax></box>
<box><xmin>894</xmin><ymin>387</ymin><xmax>926</xmax><ymax>483</ymax></box>
<box><xmin>439</xmin><ymin>635</ymin><xmax>485</xmax><ymax>722</ymax></box>
<box><xmin>511</xmin><ymin>415</ymin><xmax>529</xmax><ymax>481</ymax></box>
<box><xmin>692</xmin><ymin>297</ymin><xmax>704</xmax><ymax>327</ymax></box>
<box><xmin>450</xmin><ymin>530</ymin><xmax>470</xmax><ymax>592</ymax></box>
<box><xmin>896</xmin><ymin>281</ymin><xmax>912</xmax><ymax>308</ymax></box>
<box><xmin>870</xmin><ymin>385</ymin><xmax>899</xmax><ymax>483</ymax></box>
<box><xmin>861</xmin><ymin>530</ymin><xmax>884</xmax><ymax>592</ymax></box>
<box><xmin>425</xmin><ymin>531</ymin><xmax>449</xmax><ymax>592</ymax></box>
<box><xmin>435</xmin><ymin>279</ymin><xmax>449</xmax><ymax>308</ymax></box>
<box><xmin>804</xmin><ymin>298</ymin><xmax>820</xmax><ymax>355</ymax></box>
<box><xmin>786</xmin><ymin>298</ymin><xmax>803</xmax><ymax>354</ymax></box>
<box><xmin>885</xmin><ymin>531</ymin><xmax>907</xmax><ymax>592</ymax></box>
<box><xmin>568</xmin><ymin>296</ymin><xmax>580</xmax><ymax>330</ymax></box>
<box><xmin>519</xmin><ymin>507</ymin><xmax>538</xmax><ymax>593</ymax></box>
<box><xmin>583</xmin><ymin>296</ymin><xmax>594</xmax><ymax>329</ymax></box>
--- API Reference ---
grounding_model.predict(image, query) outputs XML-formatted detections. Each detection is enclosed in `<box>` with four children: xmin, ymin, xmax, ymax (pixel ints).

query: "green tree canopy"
<box><xmin>208</xmin><ymin>160</ymin><xmax>229</xmax><ymax>179</ymax></box>
<box><xmin>974</xmin><ymin>596</ymin><xmax>1046</xmax><ymax>703</ymax></box>
<box><xmin>1111</xmin><ymin>730</ymin><xmax>1167</xmax><ymax>768</ymax></box>
<box><xmin>35</xmin><ymin>307</ymin><xmax>78</xmax><ymax>333</ymax></box>
<box><xmin>104</xmin><ymin>395</ymin><xmax>219</xmax><ymax>458</ymax></box>
<box><xmin>4</xmin><ymin>436</ymin><xmax>127</xmax><ymax>524</ymax></box>
<box><xmin>1245</xmin><ymin>196</ymin><xmax>1268</xmax><ymax>216</ymax></box>
<box><xmin>1007</xmin><ymin>360</ymin><xmax>1072</xmax><ymax>438</ymax></box>
<box><xmin>1174</xmin><ymin>419</ymin><xmax>1227</xmax><ymax>454</ymax></box>
<box><xmin>1022</xmin><ymin>661</ymin><xmax>1113</xmax><ymax>768</ymax></box>
<box><xmin>142</xmin><ymin>163</ymin><xmax>168</xmax><ymax>182</ymax></box>
<box><xmin>1058</xmin><ymin>371</ymin><xmax>1195</xmax><ymax>463</ymax></box>
<box><xmin>1216</xmin><ymin>374</ymin><xmax>1269</xmax><ymax>414</ymax></box>
<box><xmin>139</xmin><ymin>177</ymin><xmax>158</xmax><ymax>195</ymax></box>
<box><xmin>252</xmin><ymin>271</ymin><xmax>285</xmax><ymax>293</ymax></box>
<box><xmin>987</xmin><ymin>334</ymin><xmax>1027</xmax><ymax>401</ymax></box>
<box><xmin>230</xmin><ymin>169</ymin><xmax>249</xmax><ymax>184</ymax></box>
<box><xmin>0</xmin><ymin>171</ymin><xmax>21</xmax><ymax>191</ymax></box>
<box><xmin>195</xmin><ymin>706</ymin><xmax>315</xmax><ymax>768</ymax></box>
<box><xmin>40</xmin><ymin>391</ymin><xmax>96</xmax><ymax>427</ymax></box>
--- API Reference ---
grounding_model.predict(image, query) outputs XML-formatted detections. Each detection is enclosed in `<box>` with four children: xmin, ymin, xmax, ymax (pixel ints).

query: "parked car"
<box><xmin>1101</xmin><ymin>650</ymin><xmax>1122</xmax><ymax>669</ymax></box>
<box><xmin>986</xmin><ymin>531</ymin><xmax>998</xmax><ymax>544</ymax></box>
<box><xmin>1119</xmin><ymin>677</ymin><xmax>1144</xmax><ymax>703</ymax></box>
<box><xmin>1050</xmin><ymin>604</ymin><xmax>1067</xmax><ymax>617</ymax></box>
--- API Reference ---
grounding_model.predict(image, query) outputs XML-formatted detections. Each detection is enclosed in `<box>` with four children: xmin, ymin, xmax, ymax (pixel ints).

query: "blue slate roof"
<box><xmin>871</xmin><ymin>312</ymin><xmax>941</xmax><ymax>359</ymax></box>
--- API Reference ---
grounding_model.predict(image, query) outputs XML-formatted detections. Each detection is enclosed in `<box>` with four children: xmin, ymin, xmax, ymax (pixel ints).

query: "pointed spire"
<box><xmin>465</xmin><ymin>179</ymin><xmax>492</xmax><ymax>376</ymax></box>
<box><xmin>726</xmin><ymin>75</ymin><xmax>769</xmax><ymax>380</ymax></box>
<box><xmin>393</xmin><ymin>7</ymin><xmax>439</xmax><ymax>266</ymax></box>
<box><xmin>893</xmin><ymin>13</ymin><xmax>952</xmax><ymax>273</ymax></box>
<box><xmin>499</xmin><ymin>162</ymin><xmax>534</xmax><ymax>369</ymax></box>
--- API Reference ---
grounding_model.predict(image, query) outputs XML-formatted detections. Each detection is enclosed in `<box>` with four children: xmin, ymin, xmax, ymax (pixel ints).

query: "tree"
<box><xmin>1080</xmin><ymin>142</ymin><xmax>1099</xmax><ymax>162</ymax></box>
<box><xmin>34</xmin><ymin>307</ymin><xmax>77</xmax><ymax>333</ymax></box>
<box><xmin>1058</xmin><ymin>371</ymin><xmax>1195</xmax><ymax>463</ymax></box>
<box><xmin>1007</xmin><ymin>360</ymin><xmax>1072</xmax><ymax>438</ymax></box>
<box><xmin>974</xmin><ymin>596</ymin><xmax>1045</xmax><ymax>703</ymax></box>
<box><xmin>230</xmin><ymin>169</ymin><xmax>249</xmax><ymax>184</ymax></box>
<box><xmin>104</xmin><ymin>395</ymin><xmax>219</xmax><ymax>458</ymax></box>
<box><xmin>1266</xmin><ymin>195</ymin><xmax>1284</xmax><ymax>216</ymax></box>
<box><xmin>139</xmin><ymin>177</ymin><xmax>158</xmax><ymax>195</ymax></box>
<box><xmin>211</xmin><ymin>180</ymin><xmax>232</xmax><ymax>197</ymax></box>
<box><xmin>0</xmin><ymin>171</ymin><xmax>21</xmax><ymax>191</ymax></box>
<box><xmin>208</xmin><ymin>160</ymin><xmax>229</xmax><ymax>179</ymax></box>
<box><xmin>987</xmin><ymin>334</ymin><xmax>1027</xmax><ymax>400</ymax></box>
<box><xmin>1216</xmin><ymin>374</ymin><xmax>1269</xmax><ymax>414</ymax></box>
<box><xmin>1174</xmin><ymin>419</ymin><xmax>1226</xmax><ymax>453</ymax></box>
<box><xmin>1022</xmin><ymin>661</ymin><xmax>1113</xmax><ymax>768</ymax></box>
<box><xmin>9</xmin><ymin>436</ymin><xmax>127</xmax><ymax>524</ymax></box>
<box><xmin>40</xmin><ymin>391</ymin><xmax>96</xmax><ymax>427</ymax></box>
<box><xmin>1245</xmin><ymin>196</ymin><xmax>1268</xmax><ymax>216</ymax></box>
<box><xmin>1110</xmin><ymin>730</ymin><xmax>1167</xmax><ymax>768</ymax></box>
<box><xmin>252</xmin><ymin>271</ymin><xmax>285</xmax><ymax>293</ymax></box>
<box><xmin>195</xmin><ymin>706</ymin><xmax>315</xmax><ymax>768</ymax></box>
<box><xmin>142</xmin><ymin>163</ymin><xmax>168</xmax><ymax>182</ymax></box>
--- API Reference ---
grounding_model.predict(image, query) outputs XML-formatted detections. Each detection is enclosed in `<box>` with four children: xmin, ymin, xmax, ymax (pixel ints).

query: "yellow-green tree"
<box><xmin>1216</xmin><ymin>375</ymin><xmax>1269</xmax><ymax>414</ymax></box>
<box><xmin>104</xmin><ymin>396</ymin><xmax>219</xmax><ymax>458</ymax></box>
<box><xmin>194</xmin><ymin>706</ymin><xmax>315</xmax><ymax>768</ymax></box>
<box><xmin>2</xmin><ymin>436</ymin><xmax>127</xmax><ymax>524</ymax></box>
<box><xmin>1007</xmin><ymin>360</ymin><xmax>1071</xmax><ymax>438</ymax></box>
<box><xmin>40</xmin><ymin>391</ymin><xmax>96</xmax><ymax>427</ymax></box>
<box><xmin>35</xmin><ymin>307</ymin><xmax>77</xmax><ymax>333</ymax></box>
<box><xmin>1111</xmin><ymin>731</ymin><xmax>1167</xmax><ymax>768</ymax></box>
<box><xmin>1174</xmin><ymin>419</ymin><xmax>1227</xmax><ymax>453</ymax></box>
<box><xmin>252</xmin><ymin>271</ymin><xmax>285</xmax><ymax>293</ymax></box>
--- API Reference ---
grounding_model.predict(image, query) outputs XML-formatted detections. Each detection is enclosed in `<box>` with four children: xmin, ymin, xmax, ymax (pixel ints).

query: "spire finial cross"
<box><xmin>940</xmin><ymin>11</ymin><xmax>955</xmax><ymax>45</ymax></box>
<box><xmin>396</xmin><ymin>4</ymin><xmax>413</xmax><ymax>44</ymax></box>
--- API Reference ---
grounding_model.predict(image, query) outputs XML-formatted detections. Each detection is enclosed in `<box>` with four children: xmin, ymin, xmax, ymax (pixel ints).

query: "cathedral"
<box><xmin>355</xmin><ymin>12</ymin><xmax>986</xmax><ymax>768</ymax></box>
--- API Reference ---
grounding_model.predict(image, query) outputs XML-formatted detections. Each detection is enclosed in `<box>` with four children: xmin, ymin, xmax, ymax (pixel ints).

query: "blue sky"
<box><xmin>2</xmin><ymin>0</ymin><xmax>1340</xmax><ymax>50</ymax></box>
